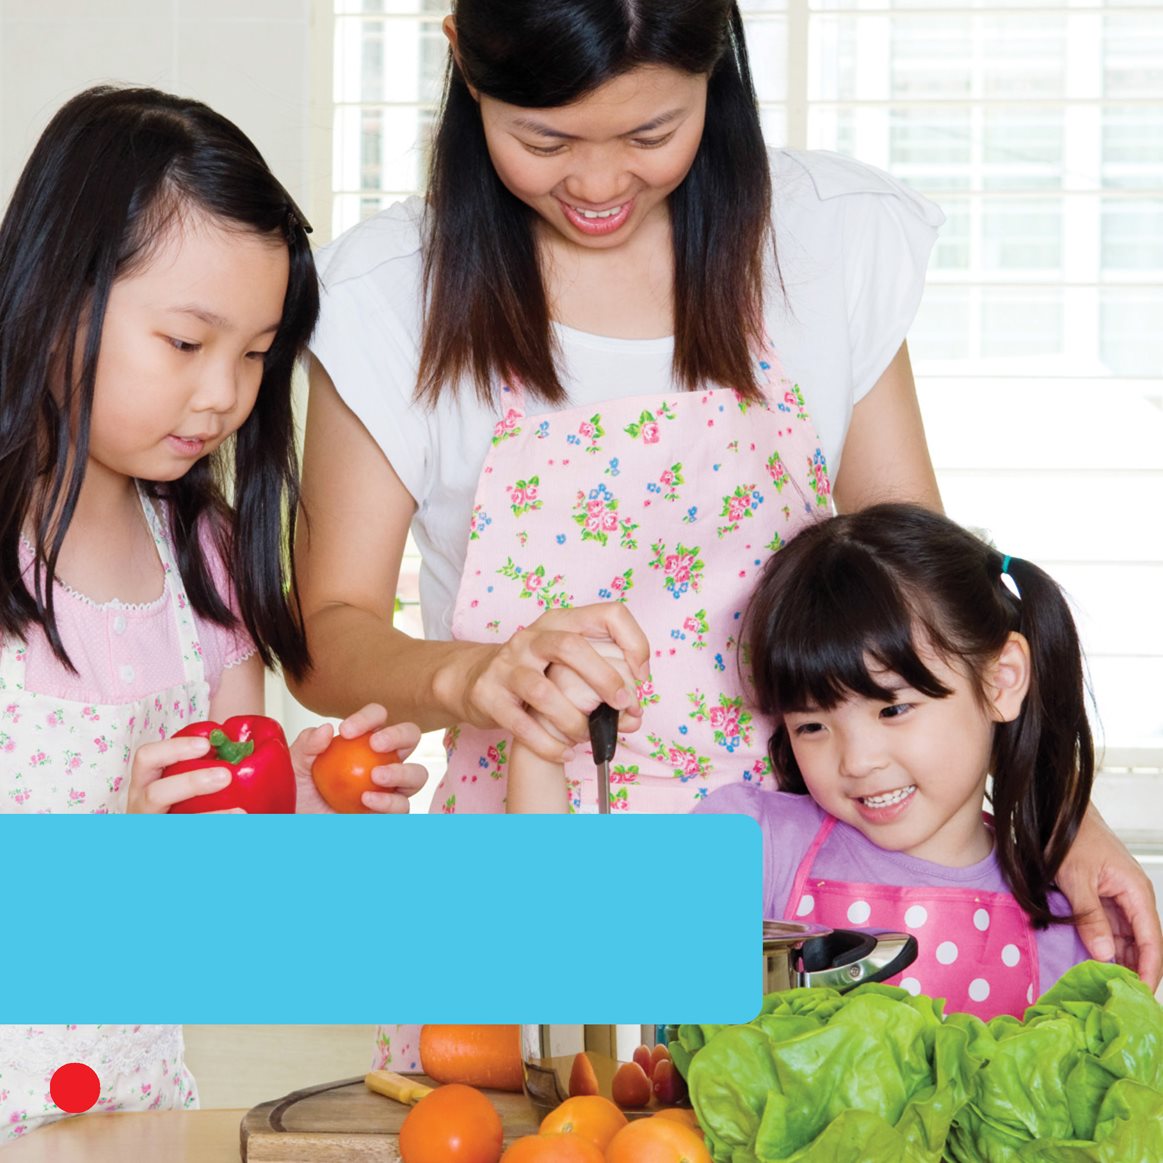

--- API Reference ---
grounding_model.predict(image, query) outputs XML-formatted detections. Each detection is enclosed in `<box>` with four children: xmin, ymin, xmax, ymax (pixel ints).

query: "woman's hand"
<box><xmin>126</xmin><ymin>735</ymin><xmax>241</xmax><ymax>814</ymax></box>
<box><xmin>447</xmin><ymin>603</ymin><xmax>651</xmax><ymax>763</ymax></box>
<box><xmin>1057</xmin><ymin>806</ymin><xmax>1162</xmax><ymax>988</ymax></box>
<box><xmin>506</xmin><ymin>643</ymin><xmax>643</xmax><ymax>814</ymax></box>
<box><xmin>291</xmin><ymin>704</ymin><xmax>428</xmax><ymax>814</ymax></box>
<box><xmin>544</xmin><ymin>639</ymin><xmax>645</xmax><ymax>745</ymax></box>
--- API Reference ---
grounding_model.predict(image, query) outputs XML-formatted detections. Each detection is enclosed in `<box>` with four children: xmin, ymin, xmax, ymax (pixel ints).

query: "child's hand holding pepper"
<box><xmin>127</xmin><ymin>734</ymin><xmax>241</xmax><ymax>814</ymax></box>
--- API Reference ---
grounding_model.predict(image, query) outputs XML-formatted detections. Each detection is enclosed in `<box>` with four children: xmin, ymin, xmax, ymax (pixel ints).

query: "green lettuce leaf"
<box><xmin>683</xmin><ymin>962</ymin><xmax>1163</xmax><ymax>1163</ymax></box>
<box><xmin>689</xmin><ymin>984</ymin><xmax>978</xmax><ymax>1162</ymax></box>
<box><xmin>947</xmin><ymin>962</ymin><xmax>1163</xmax><ymax>1163</ymax></box>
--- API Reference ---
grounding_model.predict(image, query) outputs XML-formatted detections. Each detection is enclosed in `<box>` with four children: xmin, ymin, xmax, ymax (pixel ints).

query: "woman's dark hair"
<box><xmin>0</xmin><ymin>85</ymin><xmax>318</xmax><ymax>679</ymax></box>
<box><xmin>742</xmin><ymin>503</ymin><xmax>1094</xmax><ymax>929</ymax></box>
<box><xmin>419</xmin><ymin>0</ymin><xmax>772</xmax><ymax>406</ymax></box>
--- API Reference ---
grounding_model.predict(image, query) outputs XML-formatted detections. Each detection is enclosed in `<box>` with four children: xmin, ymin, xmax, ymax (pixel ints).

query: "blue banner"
<box><xmin>2</xmin><ymin>813</ymin><xmax>760</xmax><ymax>1024</ymax></box>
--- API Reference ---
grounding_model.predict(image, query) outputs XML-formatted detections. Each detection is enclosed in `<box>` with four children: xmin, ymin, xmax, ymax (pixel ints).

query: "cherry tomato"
<box><xmin>311</xmin><ymin>730</ymin><xmax>399</xmax><ymax>813</ymax></box>
<box><xmin>611</xmin><ymin>1061</ymin><xmax>652</xmax><ymax>1109</ymax></box>
<box><xmin>398</xmin><ymin>1084</ymin><xmax>503</xmax><ymax>1163</ymax></box>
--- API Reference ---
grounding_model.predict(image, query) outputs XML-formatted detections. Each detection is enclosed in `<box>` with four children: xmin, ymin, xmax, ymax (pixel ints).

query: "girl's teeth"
<box><xmin>861</xmin><ymin>785</ymin><xmax>916</xmax><ymax>808</ymax></box>
<box><xmin>576</xmin><ymin>205</ymin><xmax>622</xmax><ymax>219</ymax></box>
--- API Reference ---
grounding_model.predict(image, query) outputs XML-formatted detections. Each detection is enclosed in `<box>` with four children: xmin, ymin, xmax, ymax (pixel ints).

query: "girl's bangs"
<box><xmin>771</xmin><ymin>563</ymin><xmax>953</xmax><ymax>713</ymax></box>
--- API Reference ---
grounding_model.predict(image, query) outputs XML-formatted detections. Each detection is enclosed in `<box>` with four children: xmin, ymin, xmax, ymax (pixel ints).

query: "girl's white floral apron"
<box><xmin>0</xmin><ymin>489</ymin><xmax>204</xmax><ymax>1141</ymax></box>
<box><xmin>785</xmin><ymin>815</ymin><xmax>1040</xmax><ymax>1020</ymax></box>
<box><xmin>437</xmin><ymin>344</ymin><xmax>830</xmax><ymax>815</ymax></box>
<box><xmin>372</xmin><ymin>347</ymin><xmax>833</xmax><ymax>1071</ymax></box>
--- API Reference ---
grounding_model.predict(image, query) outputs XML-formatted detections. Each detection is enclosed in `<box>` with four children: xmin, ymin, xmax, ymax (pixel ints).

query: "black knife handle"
<box><xmin>588</xmin><ymin>703</ymin><xmax>619</xmax><ymax>766</ymax></box>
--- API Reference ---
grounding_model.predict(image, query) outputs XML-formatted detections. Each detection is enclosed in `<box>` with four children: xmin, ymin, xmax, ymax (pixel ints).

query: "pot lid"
<box><xmin>762</xmin><ymin>918</ymin><xmax>834</xmax><ymax>949</ymax></box>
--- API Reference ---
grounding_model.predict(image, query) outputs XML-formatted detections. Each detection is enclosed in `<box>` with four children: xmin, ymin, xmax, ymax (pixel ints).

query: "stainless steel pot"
<box><xmin>521</xmin><ymin>920</ymin><xmax>918</xmax><ymax>1117</ymax></box>
<box><xmin>762</xmin><ymin>919</ymin><xmax>917</xmax><ymax>991</ymax></box>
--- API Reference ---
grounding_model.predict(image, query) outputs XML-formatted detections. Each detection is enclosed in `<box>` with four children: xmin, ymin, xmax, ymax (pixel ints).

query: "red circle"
<box><xmin>49</xmin><ymin>1062</ymin><xmax>101</xmax><ymax>1113</ymax></box>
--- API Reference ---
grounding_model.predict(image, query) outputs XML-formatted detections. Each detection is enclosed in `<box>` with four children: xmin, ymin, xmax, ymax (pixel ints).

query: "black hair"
<box><xmin>418</xmin><ymin>0</ymin><xmax>773</xmax><ymax>407</ymax></box>
<box><xmin>742</xmin><ymin>503</ymin><xmax>1094</xmax><ymax>929</ymax></box>
<box><xmin>0</xmin><ymin>84</ymin><xmax>319</xmax><ymax>679</ymax></box>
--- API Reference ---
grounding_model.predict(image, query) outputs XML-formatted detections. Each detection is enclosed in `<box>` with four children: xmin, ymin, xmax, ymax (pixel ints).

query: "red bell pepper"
<box><xmin>162</xmin><ymin>716</ymin><xmax>296</xmax><ymax>814</ymax></box>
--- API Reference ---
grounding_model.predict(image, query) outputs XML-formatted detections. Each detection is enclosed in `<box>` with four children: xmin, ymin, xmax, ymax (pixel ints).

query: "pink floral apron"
<box><xmin>370</xmin><ymin>347</ymin><xmax>832</xmax><ymax>1072</ymax></box>
<box><xmin>785</xmin><ymin>816</ymin><xmax>1041</xmax><ymax>1020</ymax></box>
<box><xmin>0</xmin><ymin>488</ymin><xmax>203</xmax><ymax>1140</ymax></box>
<box><xmin>434</xmin><ymin>344</ymin><xmax>831</xmax><ymax>816</ymax></box>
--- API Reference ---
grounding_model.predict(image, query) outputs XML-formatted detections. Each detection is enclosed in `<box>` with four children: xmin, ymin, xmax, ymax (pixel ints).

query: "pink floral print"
<box><xmin>0</xmin><ymin>487</ymin><xmax>208</xmax><ymax>1137</ymax></box>
<box><xmin>569</xmin><ymin>413</ymin><xmax>605</xmax><ymax>454</ymax></box>
<box><xmin>498</xmin><ymin>558</ymin><xmax>573</xmax><ymax>609</ymax></box>
<box><xmin>571</xmin><ymin>483</ymin><xmax>640</xmax><ymax>550</ymax></box>
<box><xmin>491</xmin><ymin>407</ymin><xmax>522</xmax><ymax>444</ymax></box>
<box><xmin>717</xmin><ymin>484</ymin><xmax>765</xmax><ymax>537</ymax></box>
<box><xmin>507</xmin><ymin>476</ymin><xmax>543</xmax><ymax>517</ymax></box>
<box><xmin>688</xmin><ymin>690</ymin><xmax>754</xmax><ymax>753</ymax></box>
<box><xmin>648</xmin><ymin>541</ymin><xmax>705</xmax><ymax>599</ymax></box>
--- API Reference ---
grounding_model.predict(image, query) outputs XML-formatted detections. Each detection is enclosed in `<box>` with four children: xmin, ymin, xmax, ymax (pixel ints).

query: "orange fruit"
<box><xmin>539</xmin><ymin>1095</ymin><xmax>628</xmax><ymax>1150</ymax></box>
<box><xmin>653</xmin><ymin>1108</ymin><xmax>701</xmax><ymax>1130</ymax></box>
<box><xmin>398</xmin><ymin>1083</ymin><xmax>503</xmax><ymax>1163</ymax></box>
<box><xmin>499</xmin><ymin>1132</ymin><xmax>605</xmax><ymax>1163</ymax></box>
<box><xmin>605</xmin><ymin>1117</ymin><xmax>712</xmax><ymax>1163</ymax></box>
<box><xmin>311</xmin><ymin>730</ymin><xmax>399</xmax><ymax>813</ymax></box>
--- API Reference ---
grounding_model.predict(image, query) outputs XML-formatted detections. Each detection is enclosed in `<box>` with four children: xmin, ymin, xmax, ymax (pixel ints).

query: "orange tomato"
<box><xmin>539</xmin><ymin>1095</ymin><xmax>628</xmax><ymax>1151</ymax></box>
<box><xmin>611</xmin><ymin>1061</ymin><xmax>652</xmax><ymax>1109</ymax></box>
<box><xmin>652</xmin><ymin>1108</ymin><xmax>701</xmax><ymax>1131</ymax></box>
<box><xmin>398</xmin><ymin>1083</ymin><xmax>503</xmax><ymax>1163</ymax></box>
<box><xmin>605</xmin><ymin>1117</ymin><xmax>712</xmax><ymax>1163</ymax></box>
<box><xmin>311</xmin><ymin>730</ymin><xmax>398</xmax><ymax>813</ymax></box>
<box><xmin>499</xmin><ymin>1133</ymin><xmax>604</xmax><ymax>1163</ymax></box>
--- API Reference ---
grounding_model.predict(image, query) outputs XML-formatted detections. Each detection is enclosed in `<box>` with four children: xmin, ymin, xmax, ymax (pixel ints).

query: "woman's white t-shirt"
<box><xmin>309</xmin><ymin>148</ymin><xmax>944</xmax><ymax>640</ymax></box>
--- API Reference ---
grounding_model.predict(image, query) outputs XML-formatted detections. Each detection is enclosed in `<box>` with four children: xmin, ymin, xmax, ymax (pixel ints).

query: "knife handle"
<box><xmin>588</xmin><ymin>702</ymin><xmax>619</xmax><ymax>766</ymax></box>
<box><xmin>364</xmin><ymin>1069</ymin><xmax>433</xmax><ymax>1105</ymax></box>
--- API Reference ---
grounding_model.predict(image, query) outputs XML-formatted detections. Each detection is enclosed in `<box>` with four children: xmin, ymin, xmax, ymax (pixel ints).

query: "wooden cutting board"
<box><xmin>241</xmin><ymin>1075</ymin><xmax>541</xmax><ymax>1162</ymax></box>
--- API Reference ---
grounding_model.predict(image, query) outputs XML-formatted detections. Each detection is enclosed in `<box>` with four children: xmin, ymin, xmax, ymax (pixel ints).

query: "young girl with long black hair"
<box><xmin>0</xmin><ymin>85</ymin><xmax>425</xmax><ymax>1138</ymax></box>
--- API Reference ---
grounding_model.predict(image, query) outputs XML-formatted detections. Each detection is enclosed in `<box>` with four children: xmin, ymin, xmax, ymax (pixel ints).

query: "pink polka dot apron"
<box><xmin>0</xmin><ymin>488</ymin><xmax>204</xmax><ymax>1140</ymax></box>
<box><xmin>785</xmin><ymin>816</ymin><xmax>1041</xmax><ymax>1020</ymax></box>
<box><xmin>434</xmin><ymin>343</ymin><xmax>832</xmax><ymax>816</ymax></box>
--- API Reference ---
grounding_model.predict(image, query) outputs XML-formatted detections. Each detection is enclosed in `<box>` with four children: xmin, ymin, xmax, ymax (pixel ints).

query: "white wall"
<box><xmin>0</xmin><ymin>0</ymin><xmax>330</xmax><ymax>228</ymax></box>
<box><xmin>0</xmin><ymin>0</ymin><xmax>362</xmax><ymax>1110</ymax></box>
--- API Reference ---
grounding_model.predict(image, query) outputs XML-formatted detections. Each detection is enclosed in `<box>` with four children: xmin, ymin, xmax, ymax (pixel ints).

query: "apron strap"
<box><xmin>783</xmin><ymin>813</ymin><xmax>837</xmax><ymax>919</ymax></box>
<box><xmin>135</xmin><ymin>484</ymin><xmax>208</xmax><ymax>689</ymax></box>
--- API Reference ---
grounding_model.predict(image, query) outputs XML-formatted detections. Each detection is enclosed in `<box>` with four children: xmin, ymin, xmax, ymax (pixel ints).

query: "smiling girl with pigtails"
<box><xmin>697</xmin><ymin>503</ymin><xmax>1109</xmax><ymax>1018</ymax></box>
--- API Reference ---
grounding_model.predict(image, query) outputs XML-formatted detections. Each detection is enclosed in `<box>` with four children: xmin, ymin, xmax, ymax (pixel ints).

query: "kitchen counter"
<box><xmin>1</xmin><ymin>1110</ymin><xmax>245</xmax><ymax>1162</ymax></box>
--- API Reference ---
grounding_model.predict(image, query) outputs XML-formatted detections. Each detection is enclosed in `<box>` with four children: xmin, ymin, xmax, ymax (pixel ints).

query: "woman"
<box><xmin>292</xmin><ymin>0</ymin><xmax>1159</xmax><ymax>1014</ymax></box>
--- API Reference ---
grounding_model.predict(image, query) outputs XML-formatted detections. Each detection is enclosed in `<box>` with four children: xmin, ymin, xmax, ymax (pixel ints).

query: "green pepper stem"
<box><xmin>209</xmin><ymin>728</ymin><xmax>255</xmax><ymax>765</ymax></box>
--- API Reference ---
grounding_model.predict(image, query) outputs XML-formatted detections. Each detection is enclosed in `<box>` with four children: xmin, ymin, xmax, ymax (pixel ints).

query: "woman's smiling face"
<box><xmin>474</xmin><ymin>64</ymin><xmax>708</xmax><ymax>252</ymax></box>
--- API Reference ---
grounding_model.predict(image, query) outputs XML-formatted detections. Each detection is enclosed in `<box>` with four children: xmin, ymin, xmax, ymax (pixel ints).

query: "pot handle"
<box><xmin>797</xmin><ymin>928</ymin><xmax>918</xmax><ymax>991</ymax></box>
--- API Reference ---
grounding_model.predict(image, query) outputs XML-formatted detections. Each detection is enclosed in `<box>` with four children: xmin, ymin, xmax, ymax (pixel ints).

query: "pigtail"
<box><xmin>989</xmin><ymin>553</ymin><xmax>1094</xmax><ymax>928</ymax></box>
